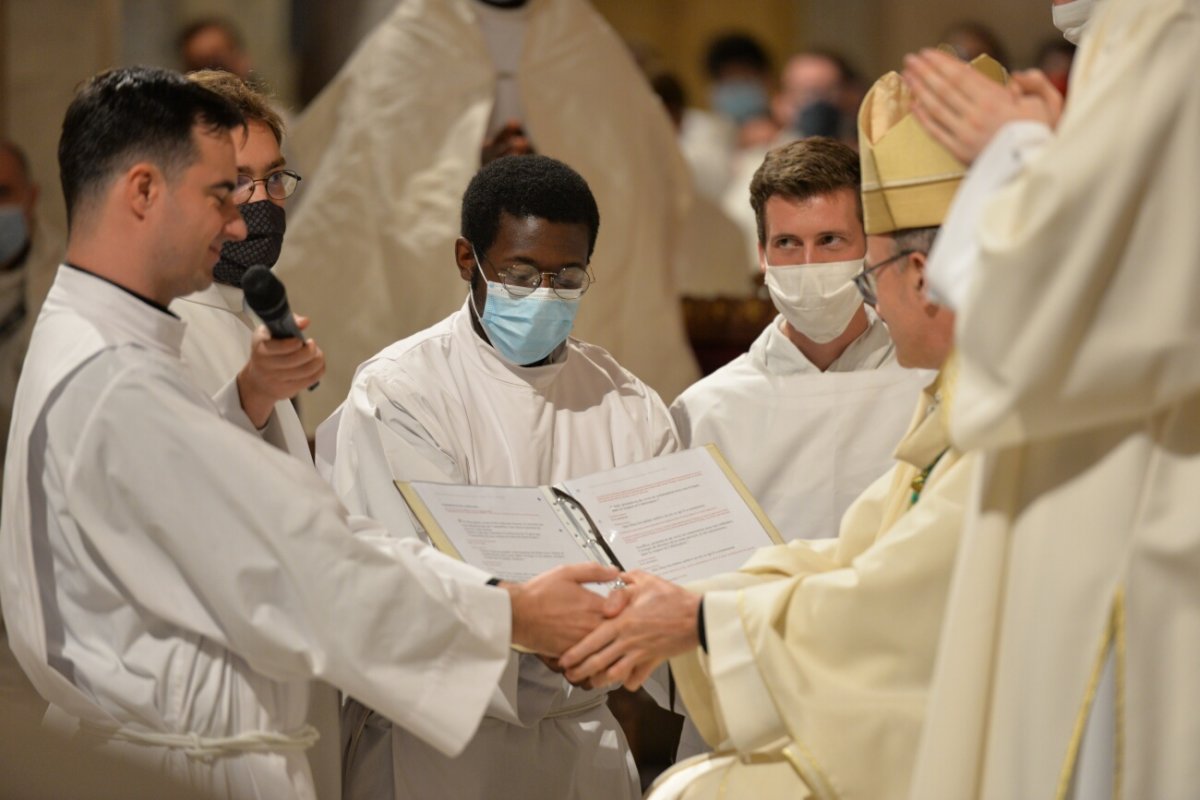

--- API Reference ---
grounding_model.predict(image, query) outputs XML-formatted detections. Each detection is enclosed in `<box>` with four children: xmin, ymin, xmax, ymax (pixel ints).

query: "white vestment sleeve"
<box><xmin>703</xmin><ymin>588</ymin><xmax>787</xmax><ymax>751</ymax></box>
<box><xmin>926</xmin><ymin>121</ymin><xmax>1054</xmax><ymax>311</ymax></box>
<box><xmin>322</xmin><ymin>373</ymin><xmax>466</xmax><ymax>542</ymax></box>
<box><xmin>63</xmin><ymin>362</ymin><xmax>511</xmax><ymax>757</ymax></box>
<box><xmin>210</xmin><ymin>376</ymin><xmax>259</xmax><ymax>436</ymax></box>
<box><xmin>950</xmin><ymin>16</ymin><xmax>1200</xmax><ymax>447</ymax></box>
<box><xmin>208</xmin><ymin>375</ymin><xmax>301</xmax><ymax>458</ymax></box>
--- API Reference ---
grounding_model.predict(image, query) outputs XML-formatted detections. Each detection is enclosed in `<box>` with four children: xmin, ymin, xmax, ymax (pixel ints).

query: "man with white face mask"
<box><xmin>672</xmin><ymin>137</ymin><xmax>928</xmax><ymax>543</ymax></box>
<box><xmin>899</xmin><ymin>0</ymin><xmax>1200</xmax><ymax>797</ymax></box>
<box><xmin>553</xmin><ymin>57</ymin><xmax>1007</xmax><ymax>800</ymax></box>
<box><xmin>319</xmin><ymin>153</ymin><xmax>678</xmax><ymax>800</ymax></box>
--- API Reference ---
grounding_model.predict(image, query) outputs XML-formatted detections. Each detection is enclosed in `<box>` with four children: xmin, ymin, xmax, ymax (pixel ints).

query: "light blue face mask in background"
<box><xmin>472</xmin><ymin>280</ymin><xmax>581</xmax><ymax>365</ymax></box>
<box><xmin>710</xmin><ymin>80</ymin><xmax>770</xmax><ymax>124</ymax></box>
<box><xmin>0</xmin><ymin>206</ymin><xmax>29</xmax><ymax>266</ymax></box>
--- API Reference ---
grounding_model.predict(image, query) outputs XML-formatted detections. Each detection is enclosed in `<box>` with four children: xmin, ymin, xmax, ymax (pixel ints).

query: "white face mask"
<box><xmin>1052</xmin><ymin>0</ymin><xmax>1099</xmax><ymax>45</ymax></box>
<box><xmin>762</xmin><ymin>257</ymin><xmax>864</xmax><ymax>344</ymax></box>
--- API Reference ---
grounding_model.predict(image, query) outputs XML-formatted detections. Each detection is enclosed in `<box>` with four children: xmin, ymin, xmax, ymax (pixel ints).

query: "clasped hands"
<box><xmin>903</xmin><ymin>48</ymin><xmax>1065</xmax><ymax>165</ymax></box>
<box><xmin>504</xmin><ymin>566</ymin><xmax>701</xmax><ymax>692</ymax></box>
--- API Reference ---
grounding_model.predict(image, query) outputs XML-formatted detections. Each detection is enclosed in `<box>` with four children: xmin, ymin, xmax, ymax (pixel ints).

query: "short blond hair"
<box><xmin>186</xmin><ymin>69</ymin><xmax>284</xmax><ymax>144</ymax></box>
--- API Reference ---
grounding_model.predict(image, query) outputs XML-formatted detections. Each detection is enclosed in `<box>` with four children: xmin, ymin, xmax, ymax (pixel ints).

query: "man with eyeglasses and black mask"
<box><xmin>171</xmin><ymin>70</ymin><xmax>321</xmax><ymax>461</ymax></box>
<box><xmin>319</xmin><ymin>153</ymin><xmax>679</xmax><ymax>800</ymax></box>
<box><xmin>169</xmin><ymin>70</ymin><xmax>340</xmax><ymax>800</ymax></box>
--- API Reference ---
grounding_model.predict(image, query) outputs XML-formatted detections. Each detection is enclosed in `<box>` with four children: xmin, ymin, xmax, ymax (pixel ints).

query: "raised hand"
<box><xmin>236</xmin><ymin>316</ymin><xmax>325</xmax><ymax>428</ymax></box>
<box><xmin>559</xmin><ymin>571</ymin><xmax>701</xmax><ymax>691</ymax></box>
<box><xmin>904</xmin><ymin>49</ymin><xmax>1063</xmax><ymax>165</ymax></box>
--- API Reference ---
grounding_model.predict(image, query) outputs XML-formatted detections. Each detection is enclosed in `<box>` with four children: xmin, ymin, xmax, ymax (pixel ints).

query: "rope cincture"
<box><xmin>80</xmin><ymin>719</ymin><xmax>320</xmax><ymax>761</ymax></box>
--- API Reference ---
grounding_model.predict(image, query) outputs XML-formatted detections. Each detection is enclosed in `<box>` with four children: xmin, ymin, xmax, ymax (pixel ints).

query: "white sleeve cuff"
<box><xmin>927</xmin><ymin>120</ymin><xmax>1055</xmax><ymax>311</ymax></box>
<box><xmin>704</xmin><ymin>588</ymin><xmax>787</xmax><ymax>752</ymax></box>
<box><xmin>212</xmin><ymin>376</ymin><xmax>261</xmax><ymax>436</ymax></box>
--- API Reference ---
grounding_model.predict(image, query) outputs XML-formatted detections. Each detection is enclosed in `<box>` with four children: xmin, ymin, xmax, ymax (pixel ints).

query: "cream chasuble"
<box><xmin>277</xmin><ymin>0</ymin><xmax>698</xmax><ymax>432</ymax></box>
<box><xmin>911</xmin><ymin>1</ymin><xmax>1200</xmax><ymax>797</ymax></box>
<box><xmin>655</xmin><ymin>366</ymin><xmax>975</xmax><ymax>799</ymax></box>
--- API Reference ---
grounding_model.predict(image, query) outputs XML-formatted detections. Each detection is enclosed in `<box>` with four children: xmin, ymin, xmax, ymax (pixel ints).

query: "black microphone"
<box><xmin>243</xmin><ymin>264</ymin><xmax>306</xmax><ymax>341</ymax></box>
<box><xmin>242</xmin><ymin>264</ymin><xmax>318</xmax><ymax>390</ymax></box>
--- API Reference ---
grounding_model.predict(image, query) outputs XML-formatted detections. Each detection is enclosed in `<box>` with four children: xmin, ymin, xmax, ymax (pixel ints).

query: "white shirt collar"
<box><xmin>57</xmin><ymin>265</ymin><xmax>187</xmax><ymax>358</ymax></box>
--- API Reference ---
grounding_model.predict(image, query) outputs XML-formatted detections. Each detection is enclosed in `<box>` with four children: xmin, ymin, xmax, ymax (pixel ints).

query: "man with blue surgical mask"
<box><xmin>318</xmin><ymin>153</ymin><xmax>679</xmax><ymax>800</ymax></box>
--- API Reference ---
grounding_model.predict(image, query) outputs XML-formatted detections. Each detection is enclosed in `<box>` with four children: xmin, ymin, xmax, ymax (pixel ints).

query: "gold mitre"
<box><xmin>858</xmin><ymin>53</ymin><xmax>1007</xmax><ymax>235</ymax></box>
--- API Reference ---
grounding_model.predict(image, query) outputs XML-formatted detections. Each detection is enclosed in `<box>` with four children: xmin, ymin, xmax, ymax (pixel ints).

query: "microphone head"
<box><xmin>242</xmin><ymin>265</ymin><xmax>289</xmax><ymax>322</ymax></box>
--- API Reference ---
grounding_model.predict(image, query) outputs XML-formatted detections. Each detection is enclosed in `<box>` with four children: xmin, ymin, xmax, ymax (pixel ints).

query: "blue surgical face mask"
<box><xmin>710</xmin><ymin>80</ymin><xmax>770</xmax><ymax>124</ymax></box>
<box><xmin>0</xmin><ymin>205</ymin><xmax>30</xmax><ymax>267</ymax></box>
<box><xmin>470</xmin><ymin>277</ymin><xmax>581</xmax><ymax>366</ymax></box>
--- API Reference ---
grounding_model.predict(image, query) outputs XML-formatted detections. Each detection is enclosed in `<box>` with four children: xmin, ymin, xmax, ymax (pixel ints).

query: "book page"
<box><xmin>557</xmin><ymin>448</ymin><xmax>777</xmax><ymax>584</ymax></box>
<box><xmin>405</xmin><ymin>483</ymin><xmax>594</xmax><ymax>582</ymax></box>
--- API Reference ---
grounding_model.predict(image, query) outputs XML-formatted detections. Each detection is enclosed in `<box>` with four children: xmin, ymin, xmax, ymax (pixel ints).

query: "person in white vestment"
<box><xmin>672</xmin><ymin>137</ymin><xmax>929</xmax><ymax>543</ymax></box>
<box><xmin>275</xmin><ymin>0</ymin><xmax>698</xmax><ymax>434</ymax></box>
<box><xmin>320</xmin><ymin>153</ymin><xmax>679</xmax><ymax>800</ymax></box>
<box><xmin>172</xmin><ymin>72</ymin><xmax>317</xmax><ymax>465</ymax></box>
<box><xmin>558</xmin><ymin>57</ymin><xmax>1009</xmax><ymax>800</ymax></box>
<box><xmin>0</xmin><ymin>66</ymin><xmax>625</xmax><ymax>800</ymax></box>
<box><xmin>899</xmin><ymin>0</ymin><xmax>1200</xmax><ymax>797</ymax></box>
<box><xmin>0</xmin><ymin>138</ymin><xmax>62</xmax><ymax>724</ymax></box>
<box><xmin>169</xmin><ymin>70</ymin><xmax>339</xmax><ymax>800</ymax></box>
<box><xmin>669</xmin><ymin>136</ymin><xmax>927</xmax><ymax>762</ymax></box>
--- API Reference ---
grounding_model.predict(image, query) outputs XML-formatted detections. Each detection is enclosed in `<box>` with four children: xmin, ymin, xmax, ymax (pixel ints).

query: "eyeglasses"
<box><xmin>475</xmin><ymin>248</ymin><xmax>593</xmax><ymax>299</ymax></box>
<box><xmin>853</xmin><ymin>249</ymin><xmax>917</xmax><ymax>306</ymax></box>
<box><xmin>232</xmin><ymin>169</ymin><xmax>302</xmax><ymax>205</ymax></box>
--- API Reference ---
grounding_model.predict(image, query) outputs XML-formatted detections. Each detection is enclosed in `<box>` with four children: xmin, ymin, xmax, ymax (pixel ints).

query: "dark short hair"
<box><xmin>58</xmin><ymin>66</ymin><xmax>244</xmax><ymax>229</ymax></box>
<box><xmin>705</xmin><ymin>33</ymin><xmax>772</xmax><ymax>80</ymax></box>
<box><xmin>749</xmin><ymin>137</ymin><xmax>862</xmax><ymax>245</ymax></box>
<box><xmin>460</xmin><ymin>155</ymin><xmax>600</xmax><ymax>258</ymax></box>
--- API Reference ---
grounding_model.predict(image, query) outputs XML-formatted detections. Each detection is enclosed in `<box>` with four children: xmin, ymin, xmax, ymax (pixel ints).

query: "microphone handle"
<box><xmin>262</xmin><ymin>313</ymin><xmax>307</xmax><ymax>343</ymax></box>
<box><xmin>260</xmin><ymin>314</ymin><xmax>319</xmax><ymax>391</ymax></box>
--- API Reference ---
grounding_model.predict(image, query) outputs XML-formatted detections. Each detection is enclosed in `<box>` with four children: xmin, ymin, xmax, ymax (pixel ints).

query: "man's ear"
<box><xmin>454</xmin><ymin>237</ymin><xmax>476</xmax><ymax>283</ymax></box>
<box><xmin>907</xmin><ymin>251</ymin><xmax>940</xmax><ymax>311</ymax></box>
<box><xmin>757</xmin><ymin>243</ymin><xmax>767</xmax><ymax>275</ymax></box>
<box><xmin>124</xmin><ymin>162</ymin><xmax>162</xmax><ymax>221</ymax></box>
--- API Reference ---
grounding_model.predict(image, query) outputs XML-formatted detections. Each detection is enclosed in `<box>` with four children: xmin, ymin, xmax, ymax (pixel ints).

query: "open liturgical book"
<box><xmin>396</xmin><ymin>445</ymin><xmax>784</xmax><ymax>586</ymax></box>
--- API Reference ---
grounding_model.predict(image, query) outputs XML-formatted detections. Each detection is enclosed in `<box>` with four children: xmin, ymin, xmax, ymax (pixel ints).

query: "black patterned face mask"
<box><xmin>214</xmin><ymin>200</ymin><xmax>287</xmax><ymax>288</ymax></box>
